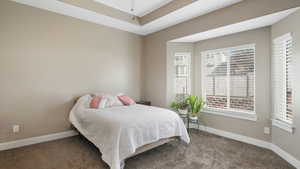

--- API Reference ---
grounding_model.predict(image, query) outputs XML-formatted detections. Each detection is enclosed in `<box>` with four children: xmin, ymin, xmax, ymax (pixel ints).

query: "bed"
<box><xmin>69</xmin><ymin>95</ymin><xmax>190</xmax><ymax>169</ymax></box>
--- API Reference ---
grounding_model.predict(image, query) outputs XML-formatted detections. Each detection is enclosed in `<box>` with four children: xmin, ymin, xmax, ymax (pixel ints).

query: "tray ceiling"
<box><xmin>10</xmin><ymin>0</ymin><xmax>247</xmax><ymax>35</ymax></box>
<box><xmin>93</xmin><ymin>0</ymin><xmax>174</xmax><ymax>17</ymax></box>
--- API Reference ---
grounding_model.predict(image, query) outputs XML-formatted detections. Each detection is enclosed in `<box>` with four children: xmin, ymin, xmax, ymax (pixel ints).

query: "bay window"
<box><xmin>201</xmin><ymin>44</ymin><xmax>256</xmax><ymax>120</ymax></box>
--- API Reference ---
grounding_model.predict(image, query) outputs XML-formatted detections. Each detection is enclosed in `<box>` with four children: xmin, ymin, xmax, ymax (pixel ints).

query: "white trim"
<box><xmin>0</xmin><ymin>130</ymin><xmax>78</xmax><ymax>151</ymax></box>
<box><xmin>189</xmin><ymin>124</ymin><xmax>300</xmax><ymax>169</ymax></box>
<box><xmin>273</xmin><ymin>33</ymin><xmax>292</xmax><ymax>43</ymax></box>
<box><xmin>201</xmin><ymin>44</ymin><xmax>255</xmax><ymax>56</ymax></box>
<box><xmin>190</xmin><ymin>124</ymin><xmax>270</xmax><ymax>149</ymax></box>
<box><xmin>272</xmin><ymin>119</ymin><xmax>294</xmax><ymax>133</ymax></box>
<box><xmin>201</xmin><ymin>44</ymin><xmax>256</xmax><ymax>121</ymax></box>
<box><xmin>271</xmin><ymin>144</ymin><xmax>300</xmax><ymax>169</ymax></box>
<box><xmin>174</xmin><ymin>52</ymin><xmax>192</xmax><ymax>57</ymax></box>
<box><xmin>174</xmin><ymin>52</ymin><xmax>192</xmax><ymax>97</ymax></box>
<box><xmin>204</xmin><ymin>109</ymin><xmax>258</xmax><ymax>121</ymax></box>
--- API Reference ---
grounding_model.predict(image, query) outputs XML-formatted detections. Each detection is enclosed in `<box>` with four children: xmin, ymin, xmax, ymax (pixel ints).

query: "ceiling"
<box><xmin>171</xmin><ymin>8</ymin><xmax>299</xmax><ymax>42</ymax></box>
<box><xmin>13</xmin><ymin>0</ymin><xmax>297</xmax><ymax>37</ymax></box>
<box><xmin>93</xmin><ymin>0</ymin><xmax>174</xmax><ymax>17</ymax></box>
<box><xmin>140</xmin><ymin>0</ymin><xmax>243</xmax><ymax>35</ymax></box>
<box><xmin>11</xmin><ymin>0</ymin><xmax>243</xmax><ymax>35</ymax></box>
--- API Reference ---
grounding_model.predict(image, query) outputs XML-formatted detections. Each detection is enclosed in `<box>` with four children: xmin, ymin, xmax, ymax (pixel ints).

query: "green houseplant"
<box><xmin>185</xmin><ymin>95</ymin><xmax>205</xmax><ymax>120</ymax></box>
<box><xmin>170</xmin><ymin>100</ymin><xmax>189</xmax><ymax>115</ymax></box>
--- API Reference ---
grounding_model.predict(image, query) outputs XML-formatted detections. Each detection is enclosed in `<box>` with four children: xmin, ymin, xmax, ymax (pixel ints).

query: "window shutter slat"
<box><xmin>229</xmin><ymin>47</ymin><xmax>255</xmax><ymax>112</ymax></box>
<box><xmin>272</xmin><ymin>33</ymin><xmax>293</xmax><ymax>124</ymax></box>
<box><xmin>203</xmin><ymin>50</ymin><xmax>229</xmax><ymax>109</ymax></box>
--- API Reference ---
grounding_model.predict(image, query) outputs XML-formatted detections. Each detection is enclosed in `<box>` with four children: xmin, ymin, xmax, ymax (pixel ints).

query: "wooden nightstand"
<box><xmin>136</xmin><ymin>101</ymin><xmax>151</xmax><ymax>106</ymax></box>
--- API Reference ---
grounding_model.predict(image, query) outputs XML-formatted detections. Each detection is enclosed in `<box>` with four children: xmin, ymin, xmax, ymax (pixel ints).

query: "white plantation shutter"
<box><xmin>202</xmin><ymin>49</ymin><xmax>229</xmax><ymax>109</ymax></box>
<box><xmin>272</xmin><ymin>33</ymin><xmax>293</xmax><ymax>125</ymax></box>
<box><xmin>174</xmin><ymin>53</ymin><xmax>191</xmax><ymax>100</ymax></box>
<box><xmin>286</xmin><ymin>38</ymin><xmax>293</xmax><ymax>122</ymax></box>
<box><xmin>229</xmin><ymin>47</ymin><xmax>255</xmax><ymax>112</ymax></box>
<box><xmin>202</xmin><ymin>44</ymin><xmax>255</xmax><ymax>114</ymax></box>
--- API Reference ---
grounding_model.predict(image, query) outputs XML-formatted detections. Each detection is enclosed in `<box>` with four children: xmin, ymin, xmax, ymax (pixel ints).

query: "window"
<box><xmin>272</xmin><ymin>33</ymin><xmax>294</xmax><ymax>133</ymax></box>
<box><xmin>174</xmin><ymin>53</ymin><xmax>191</xmax><ymax>100</ymax></box>
<box><xmin>201</xmin><ymin>44</ymin><xmax>256</xmax><ymax>120</ymax></box>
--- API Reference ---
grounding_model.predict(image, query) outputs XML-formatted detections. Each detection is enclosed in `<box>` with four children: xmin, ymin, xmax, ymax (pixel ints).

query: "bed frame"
<box><xmin>129</xmin><ymin>137</ymin><xmax>178</xmax><ymax>158</ymax></box>
<box><xmin>73</xmin><ymin>95</ymin><xmax>179</xmax><ymax>158</ymax></box>
<box><xmin>75</xmin><ymin>128</ymin><xmax>178</xmax><ymax>158</ymax></box>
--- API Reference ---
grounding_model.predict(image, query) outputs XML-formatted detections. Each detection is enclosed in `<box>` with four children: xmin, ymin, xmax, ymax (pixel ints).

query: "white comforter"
<box><xmin>69</xmin><ymin>95</ymin><xmax>190</xmax><ymax>169</ymax></box>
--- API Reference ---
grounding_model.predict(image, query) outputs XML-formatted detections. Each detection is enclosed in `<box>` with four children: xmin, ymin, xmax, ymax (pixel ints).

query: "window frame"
<box><xmin>201</xmin><ymin>44</ymin><xmax>257</xmax><ymax>121</ymax></box>
<box><xmin>271</xmin><ymin>33</ymin><xmax>294</xmax><ymax>133</ymax></box>
<box><xmin>174</xmin><ymin>52</ymin><xmax>192</xmax><ymax>99</ymax></box>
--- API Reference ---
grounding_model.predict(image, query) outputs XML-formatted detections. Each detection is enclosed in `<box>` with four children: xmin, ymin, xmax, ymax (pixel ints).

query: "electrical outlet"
<box><xmin>264</xmin><ymin>127</ymin><xmax>270</xmax><ymax>135</ymax></box>
<box><xmin>13</xmin><ymin>125</ymin><xmax>20</xmax><ymax>133</ymax></box>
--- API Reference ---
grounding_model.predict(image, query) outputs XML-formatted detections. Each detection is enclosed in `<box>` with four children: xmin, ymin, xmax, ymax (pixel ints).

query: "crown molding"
<box><xmin>11</xmin><ymin>0</ymin><xmax>242</xmax><ymax>35</ymax></box>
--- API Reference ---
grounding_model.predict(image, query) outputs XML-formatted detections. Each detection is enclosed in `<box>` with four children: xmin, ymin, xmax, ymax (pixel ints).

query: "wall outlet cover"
<box><xmin>264</xmin><ymin>127</ymin><xmax>270</xmax><ymax>134</ymax></box>
<box><xmin>13</xmin><ymin>125</ymin><xmax>20</xmax><ymax>133</ymax></box>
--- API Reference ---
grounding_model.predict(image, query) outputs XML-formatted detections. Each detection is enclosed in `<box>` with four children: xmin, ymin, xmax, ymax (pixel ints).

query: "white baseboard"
<box><xmin>190</xmin><ymin>124</ymin><xmax>300</xmax><ymax>169</ymax></box>
<box><xmin>0</xmin><ymin>130</ymin><xmax>78</xmax><ymax>151</ymax></box>
<box><xmin>196</xmin><ymin>125</ymin><xmax>271</xmax><ymax>149</ymax></box>
<box><xmin>0</xmin><ymin>127</ymin><xmax>299</xmax><ymax>169</ymax></box>
<box><xmin>271</xmin><ymin>144</ymin><xmax>300</xmax><ymax>169</ymax></box>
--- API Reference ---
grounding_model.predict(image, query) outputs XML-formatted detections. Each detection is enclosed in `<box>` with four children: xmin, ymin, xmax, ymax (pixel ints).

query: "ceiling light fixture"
<box><xmin>130</xmin><ymin>0</ymin><xmax>136</xmax><ymax>20</ymax></box>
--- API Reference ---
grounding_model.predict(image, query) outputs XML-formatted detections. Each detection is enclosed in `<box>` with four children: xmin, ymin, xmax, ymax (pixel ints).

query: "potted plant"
<box><xmin>185</xmin><ymin>95</ymin><xmax>205</xmax><ymax>120</ymax></box>
<box><xmin>177</xmin><ymin>101</ymin><xmax>189</xmax><ymax>115</ymax></box>
<box><xmin>170</xmin><ymin>100</ymin><xmax>189</xmax><ymax>115</ymax></box>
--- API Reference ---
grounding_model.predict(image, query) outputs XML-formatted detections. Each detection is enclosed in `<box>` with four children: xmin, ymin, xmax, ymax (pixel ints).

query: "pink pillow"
<box><xmin>90</xmin><ymin>96</ymin><xmax>102</xmax><ymax>109</ymax></box>
<box><xmin>118</xmin><ymin>95</ymin><xmax>135</xmax><ymax>105</ymax></box>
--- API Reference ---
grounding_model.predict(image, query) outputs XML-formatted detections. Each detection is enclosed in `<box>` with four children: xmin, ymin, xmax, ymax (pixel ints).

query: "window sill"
<box><xmin>203</xmin><ymin>108</ymin><xmax>257</xmax><ymax>121</ymax></box>
<box><xmin>272</xmin><ymin>119</ymin><xmax>294</xmax><ymax>133</ymax></box>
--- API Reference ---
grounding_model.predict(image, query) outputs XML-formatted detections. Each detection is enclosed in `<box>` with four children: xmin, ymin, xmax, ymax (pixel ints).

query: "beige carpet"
<box><xmin>0</xmin><ymin>130</ymin><xmax>295</xmax><ymax>169</ymax></box>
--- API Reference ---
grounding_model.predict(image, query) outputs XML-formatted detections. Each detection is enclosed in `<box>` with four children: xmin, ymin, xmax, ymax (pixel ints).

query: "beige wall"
<box><xmin>160</xmin><ymin>28</ymin><xmax>273</xmax><ymax>142</ymax></box>
<box><xmin>166</xmin><ymin>42</ymin><xmax>194</xmax><ymax>105</ymax></box>
<box><xmin>143</xmin><ymin>0</ymin><xmax>300</xmax><ymax>107</ymax></box>
<box><xmin>271</xmin><ymin>9</ymin><xmax>300</xmax><ymax>160</ymax></box>
<box><xmin>193</xmin><ymin>27</ymin><xmax>271</xmax><ymax>141</ymax></box>
<box><xmin>0</xmin><ymin>1</ymin><xmax>142</xmax><ymax>142</ymax></box>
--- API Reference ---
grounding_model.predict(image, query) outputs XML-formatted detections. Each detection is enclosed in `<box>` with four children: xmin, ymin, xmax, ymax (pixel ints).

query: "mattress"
<box><xmin>69</xmin><ymin>95</ymin><xmax>190</xmax><ymax>169</ymax></box>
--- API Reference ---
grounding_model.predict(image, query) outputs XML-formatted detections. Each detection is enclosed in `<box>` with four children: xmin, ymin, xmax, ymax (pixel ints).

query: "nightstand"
<box><xmin>136</xmin><ymin>101</ymin><xmax>151</xmax><ymax>106</ymax></box>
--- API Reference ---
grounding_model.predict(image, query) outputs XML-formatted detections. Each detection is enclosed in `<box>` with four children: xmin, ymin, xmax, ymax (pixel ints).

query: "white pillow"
<box><xmin>104</xmin><ymin>95</ymin><xmax>124</xmax><ymax>107</ymax></box>
<box><xmin>98</xmin><ymin>98</ymin><xmax>108</xmax><ymax>108</ymax></box>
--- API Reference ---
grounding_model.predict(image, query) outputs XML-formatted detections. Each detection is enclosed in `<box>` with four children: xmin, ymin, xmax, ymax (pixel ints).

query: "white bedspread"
<box><xmin>69</xmin><ymin>95</ymin><xmax>190</xmax><ymax>169</ymax></box>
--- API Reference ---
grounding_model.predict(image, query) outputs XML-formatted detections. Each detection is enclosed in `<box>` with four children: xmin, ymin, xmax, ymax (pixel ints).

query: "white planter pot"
<box><xmin>178</xmin><ymin>109</ymin><xmax>188</xmax><ymax>115</ymax></box>
<box><xmin>189</xmin><ymin>115</ymin><xmax>198</xmax><ymax>121</ymax></box>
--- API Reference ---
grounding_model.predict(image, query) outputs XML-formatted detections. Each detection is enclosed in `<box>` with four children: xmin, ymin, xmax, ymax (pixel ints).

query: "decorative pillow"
<box><xmin>105</xmin><ymin>95</ymin><xmax>124</xmax><ymax>107</ymax></box>
<box><xmin>118</xmin><ymin>95</ymin><xmax>136</xmax><ymax>105</ymax></box>
<box><xmin>90</xmin><ymin>96</ymin><xmax>102</xmax><ymax>109</ymax></box>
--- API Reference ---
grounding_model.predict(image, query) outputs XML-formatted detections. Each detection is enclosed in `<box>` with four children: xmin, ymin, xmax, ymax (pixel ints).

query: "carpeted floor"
<box><xmin>0</xmin><ymin>130</ymin><xmax>295</xmax><ymax>169</ymax></box>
